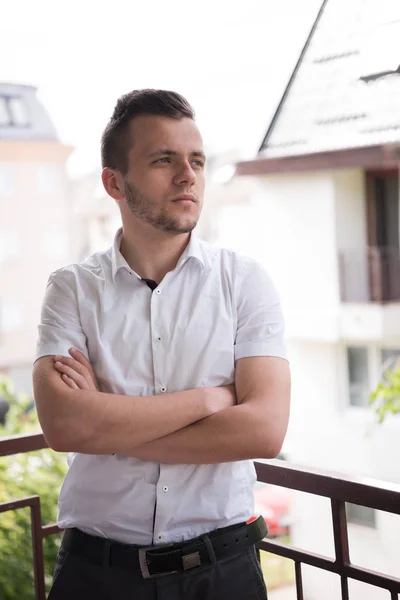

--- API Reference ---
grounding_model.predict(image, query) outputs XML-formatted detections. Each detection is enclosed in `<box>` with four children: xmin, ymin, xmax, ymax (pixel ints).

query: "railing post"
<box><xmin>295</xmin><ymin>562</ymin><xmax>304</xmax><ymax>600</ymax></box>
<box><xmin>331</xmin><ymin>499</ymin><xmax>350</xmax><ymax>600</ymax></box>
<box><xmin>31</xmin><ymin>496</ymin><xmax>46</xmax><ymax>600</ymax></box>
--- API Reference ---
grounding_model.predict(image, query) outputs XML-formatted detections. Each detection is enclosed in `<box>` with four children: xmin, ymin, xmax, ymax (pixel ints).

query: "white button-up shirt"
<box><xmin>36</xmin><ymin>229</ymin><xmax>287</xmax><ymax>545</ymax></box>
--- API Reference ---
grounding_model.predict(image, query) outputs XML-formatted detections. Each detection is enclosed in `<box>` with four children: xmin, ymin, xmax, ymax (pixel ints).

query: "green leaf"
<box><xmin>0</xmin><ymin>378</ymin><xmax>67</xmax><ymax>599</ymax></box>
<box><xmin>370</xmin><ymin>365</ymin><xmax>400</xmax><ymax>424</ymax></box>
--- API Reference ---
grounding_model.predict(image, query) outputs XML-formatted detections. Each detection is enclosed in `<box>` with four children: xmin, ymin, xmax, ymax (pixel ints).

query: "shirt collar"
<box><xmin>111</xmin><ymin>228</ymin><xmax>132</xmax><ymax>282</ymax></box>
<box><xmin>176</xmin><ymin>231</ymin><xmax>205</xmax><ymax>270</ymax></box>
<box><xmin>111</xmin><ymin>228</ymin><xmax>205</xmax><ymax>282</ymax></box>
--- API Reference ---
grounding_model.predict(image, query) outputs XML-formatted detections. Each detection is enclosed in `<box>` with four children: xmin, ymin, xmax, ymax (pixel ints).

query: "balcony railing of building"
<box><xmin>1</xmin><ymin>432</ymin><xmax>400</xmax><ymax>600</ymax></box>
<box><xmin>339</xmin><ymin>246</ymin><xmax>400</xmax><ymax>303</ymax></box>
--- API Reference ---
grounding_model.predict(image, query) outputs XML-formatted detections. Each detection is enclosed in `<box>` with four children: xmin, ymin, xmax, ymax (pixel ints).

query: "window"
<box><xmin>347</xmin><ymin>347</ymin><xmax>370</xmax><ymax>407</ymax></box>
<box><xmin>0</xmin><ymin>96</ymin><xmax>29</xmax><ymax>127</ymax></box>
<box><xmin>381</xmin><ymin>348</ymin><xmax>400</xmax><ymax>369</ymax></box>
<box><xmin>37</xmin><ymin>164</ymin><xmax>62</xmax><ymax>195</ymax></box>
<box><xmin>0</xmin><ymin>164</ymin><xmax>14</xmax><ymax>195</ymax></box>
<box><xmin>0</xmin><ymin>97</ymin><xmax>9</xmax><ymax>126</ymax></box>
<box><xmin>0</xmin><ymin>231</ymin><xmax>20</xmax><ymax>263</ymax></box>
<box><xmin>346</xmin><ymin>503</ymin><xmax>376</xmax><ymax>528</ymax></box>
<box><xmin>0</xmin><ymin>302</ymin><xmax>24</xmax><ymax>333</ymax></box>
<box><xmin>9</xmin><ymin>97</ymin><xmax>29</xmax><ymax>126</ymax></box>
<box><xmin>365</xmin><ymin>172</ymin><xmax>399</xmax><ymax>301</ymax></box>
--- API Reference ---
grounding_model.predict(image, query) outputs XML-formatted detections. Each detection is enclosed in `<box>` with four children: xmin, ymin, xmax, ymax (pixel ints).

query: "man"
<box><xmin>33</xmin><ymin>89</ymin><xmax>290</xmax><ymax>600</ymax></box>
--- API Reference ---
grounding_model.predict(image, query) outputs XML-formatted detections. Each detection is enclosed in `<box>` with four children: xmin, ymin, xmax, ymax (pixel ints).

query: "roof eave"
<box><xmin>236</xmin><ymin>144</ymin><xmax>400</xmax><ymax>176</ymax></box>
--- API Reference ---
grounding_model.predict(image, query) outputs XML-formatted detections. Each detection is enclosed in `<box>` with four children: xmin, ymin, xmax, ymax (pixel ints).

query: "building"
<box><xmin>0</xmin><ymin>83</ymin><xmax>73</xmax><ymax>394</ymax></box>
<box><xmin>219</xmin><ymin>0</ymin><xmax>400</xmax><ymax>597</ymax></box>
<box><xmin>70</xmin><ymin>169</ymin><xmax>121</xmax><ymax>261</ymax></box>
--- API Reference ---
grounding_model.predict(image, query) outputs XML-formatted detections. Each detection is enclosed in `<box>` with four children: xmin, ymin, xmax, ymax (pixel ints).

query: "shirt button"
<box><xmin>162</xmin><ymin>485</ymin><xmax>168</xmax><ymax>493</ymax></box>
<box><xmin>157</xmin><ymin>534</ymin><xmax>163</xmax><ymax>541</ymax></box>
<box><xmin>156</xmin><ymin>289</ymin><xmax>161</xmax><ymax>295</ymax></box>
<box><xmin>157</xmin><ymin>336</ymin><xmax>162</xmax><ymax>342</ymax></box>
<box><xmin>160</xmin><ymin>386</ymin><xmax>166</xmax><ymax>393</ymax></box>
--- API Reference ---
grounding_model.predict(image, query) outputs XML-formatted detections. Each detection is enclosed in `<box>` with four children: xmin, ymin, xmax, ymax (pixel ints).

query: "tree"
<box><xmin>0</xmin><ymin>375</ymin><xmax>67</xmax><ymax>599</ymax></box>
<box><xmin>370</xmin><ymin>358</ymin><xmax>400</xmax><ymax>424</ymax></box>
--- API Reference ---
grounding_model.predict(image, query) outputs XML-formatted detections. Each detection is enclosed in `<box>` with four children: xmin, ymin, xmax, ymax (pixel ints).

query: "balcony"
<box><xmin>339</xmin><ymin>247</ymin><xmax>400</xmax><ymax>340</ymax></box>
<box><xmin>1</xmin><ymin>432</ymin><xmax>400</xmax><ymax>599</ymax></box>
<box><xmin>339</xmin><ymin>247</ymin><xmax>400</xmax><ymax>304</ymax></box>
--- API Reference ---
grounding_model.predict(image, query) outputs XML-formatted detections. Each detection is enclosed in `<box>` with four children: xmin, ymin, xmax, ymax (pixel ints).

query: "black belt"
<box><xmin>62</xmin><ymin>516</ymin><xmax>267</xmax><ymax>579</ymax></box>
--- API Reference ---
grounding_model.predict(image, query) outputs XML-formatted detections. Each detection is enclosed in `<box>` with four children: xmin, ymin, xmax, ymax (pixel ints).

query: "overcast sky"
<box><xmin>1</xmin><ymin>0</ymin><xmax>322</xmax><ymax>176</ymax></box>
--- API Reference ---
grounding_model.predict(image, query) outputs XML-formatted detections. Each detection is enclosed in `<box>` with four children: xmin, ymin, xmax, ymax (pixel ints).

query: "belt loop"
<box><xmin>200</xmin><ymin>534</ymin><xmax>217</xmax><ymax>565</ymax></box>
<box><xmin>102</xmin><ymin>540</ymin><xmax>111</xmax><ymax>570</ymax></box>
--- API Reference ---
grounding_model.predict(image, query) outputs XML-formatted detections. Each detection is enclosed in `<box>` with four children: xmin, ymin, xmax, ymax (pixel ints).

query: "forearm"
<box><xmin>43</xmin><ymin>386</ymin><xmax>223</xmax><ymax>455</ymax></box>
<box><xmin>124</xmin><ymin>400</ymin><xmax>283</xmax><ymax>464</ymax></box>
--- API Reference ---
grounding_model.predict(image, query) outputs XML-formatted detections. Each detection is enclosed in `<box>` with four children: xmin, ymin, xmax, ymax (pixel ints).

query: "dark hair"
<box><xmin>101</xmin><ymin>89</ymin><xmax>195</xmax><ymax>173</ymax></box>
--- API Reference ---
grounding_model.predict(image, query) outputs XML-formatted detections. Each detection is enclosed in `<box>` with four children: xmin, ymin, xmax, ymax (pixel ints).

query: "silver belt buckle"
<box><xmin>138</xmin><ymin>543</ymin><xmax>178</xmax><ymax>579</ymax></box>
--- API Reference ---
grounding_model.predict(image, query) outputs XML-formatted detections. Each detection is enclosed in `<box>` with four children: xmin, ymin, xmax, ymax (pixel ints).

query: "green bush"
<box><xmin>370</xmin><ymin>363</ymin><xmax>400</xmax><ymax>424</ymax></box>
<box><xmin>0</xmin><ymin>375</ymin><xmax>67</xmax><ymax>599</ymax></box>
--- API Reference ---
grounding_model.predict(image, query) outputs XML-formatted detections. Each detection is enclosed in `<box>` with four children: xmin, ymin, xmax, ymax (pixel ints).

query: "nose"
<box><xmin>173</xmin><ymin>160</ymin><xmax>196</xmax><ymax>187</ymax></box>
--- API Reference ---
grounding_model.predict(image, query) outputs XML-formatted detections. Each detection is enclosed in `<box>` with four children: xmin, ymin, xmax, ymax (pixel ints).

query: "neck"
<box><xmin>119</xmin><ymin>219</ymin><xmax>191</xmax><ymax>283</ymax></box>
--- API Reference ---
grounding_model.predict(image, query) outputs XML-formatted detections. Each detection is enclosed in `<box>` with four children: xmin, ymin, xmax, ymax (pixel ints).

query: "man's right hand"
<box><xmin>54</xmin><ymin>348</ymin><xmax>99</xmax><ymax>391</ymax></box>
<box><xmin>53</xmin><ymin>352</ymin><xmax>235</xmax><ymax>417</ymax></box>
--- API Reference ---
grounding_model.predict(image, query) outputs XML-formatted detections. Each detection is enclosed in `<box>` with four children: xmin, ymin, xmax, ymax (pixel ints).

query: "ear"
<box><xmin>102</xmin><ymin>168</ymin><xmax>124</xmax><ymax>202</ymax></box>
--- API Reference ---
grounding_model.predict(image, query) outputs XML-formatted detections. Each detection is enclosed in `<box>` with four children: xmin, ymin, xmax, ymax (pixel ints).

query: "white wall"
<box><xmin>285</xmin><ymin>339</ymin><xmax>400</xmax><ymax>599</ymax></box>
<box><xmin>266</xmin><ymin>171</ymin><xmax>338</xmax><ymax>339</ymax></box>
<box><xmin>211</xmin><ymin>167</ymin><xmax>400</xmax><ymax>600</ymax></box>
<box><xmin>0</xmin><ymin>156</ymin><xmax>72</xmax><ymax>380</ymax></box>
<box><xmin>216</xmin><ymin>171</ymin><xmax>341</xmax><ymax>341</ymax></box>
<box><xmin>286</xmin><ymin>339</ymin><xmax>400</xmax><ymax>479</ymax></box>
<box><xmin>334</xmin><ymin>170</ymin><xmax>369</xmax><ymax>302</ymax></box>
<box><xmin>334</xmin><ymin>170</ymin><xmax>366</xmax><ymax>252</ymax></box>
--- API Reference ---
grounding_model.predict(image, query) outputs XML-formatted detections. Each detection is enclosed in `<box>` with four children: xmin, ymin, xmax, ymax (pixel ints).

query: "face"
<box><xmin>105</xmin><ymin>115</ymin><xmax>206</xmax><ymax>234</ymax></box>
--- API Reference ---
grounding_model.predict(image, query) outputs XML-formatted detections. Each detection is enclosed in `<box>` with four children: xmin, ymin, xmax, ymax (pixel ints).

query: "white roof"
<box><xmin>260</xmin><ymin>0</ymin><xmax>400</xmax><ymax>158</ymax></box>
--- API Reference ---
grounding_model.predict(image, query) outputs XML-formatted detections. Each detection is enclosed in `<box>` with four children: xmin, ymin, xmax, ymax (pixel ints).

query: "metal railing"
<box><xmin>255</xmin><ymin>461</ymin><xmax>400</xmax><ymax>599</ymax></box>
<box><xmin>339</xmin><ymin>246</ymin><xmax>400</xmax><ymax>303</ymax></box>
<box><xmin>1</xmin><ymin>432</ymin><xmax>400</xmax><ymax>599</ymax></box>
<box><xmin>0</xmin><ymin>433</ymin><xmax>60</xmax><ymax>600</ymax></box>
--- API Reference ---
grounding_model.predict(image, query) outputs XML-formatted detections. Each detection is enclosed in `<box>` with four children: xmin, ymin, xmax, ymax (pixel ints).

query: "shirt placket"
<box><xmin>150</xmin><ymin>280</ymin><xmax>171</xmax><ymax>543</ymax></box>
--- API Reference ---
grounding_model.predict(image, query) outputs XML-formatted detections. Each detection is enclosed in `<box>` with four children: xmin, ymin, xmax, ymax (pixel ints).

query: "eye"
<box><xmin>192</xmin><ymin>160</ymin><xmax>205</xmax><ymax>168</ymax></box>
<box><xmin>154</xmin><ymin>157</ymin><xmax>171</xmax><ymax>164</ymax></box>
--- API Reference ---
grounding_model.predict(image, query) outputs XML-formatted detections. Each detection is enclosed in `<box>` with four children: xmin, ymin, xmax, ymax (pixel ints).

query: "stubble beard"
<box><xmin>124</xmin><ymin>181</ymin><xmax>199</xmax><ymax>234</ymax></box>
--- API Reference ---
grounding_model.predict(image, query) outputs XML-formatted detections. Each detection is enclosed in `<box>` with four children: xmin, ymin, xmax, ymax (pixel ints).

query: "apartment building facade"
<box><xmin>230</xmin><ymin>1</ymin><xmax>400</xmax><ymax>598</ymax></box>
<box><xmin>0</xmin><ymin>83</ymin><xmax>73</xmax><ymax>393</ymax></box>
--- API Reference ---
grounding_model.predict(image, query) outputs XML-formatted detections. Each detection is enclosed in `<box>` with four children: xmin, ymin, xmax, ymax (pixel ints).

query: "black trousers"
<box><xmin>48</xmin><ymin>533</ymin><xmax>268</xmax><ymax>600</ymax></box>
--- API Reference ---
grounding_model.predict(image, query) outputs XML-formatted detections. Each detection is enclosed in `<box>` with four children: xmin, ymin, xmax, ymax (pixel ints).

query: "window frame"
<box><xmin>0</xmin><ymin>163</ymin><xmax>15</xmax><ymax>196</ymax></box>
<box><xmin>344</xmin><ymin>344</ymin><xmax>375</xmax><ymax>409</ymax></box>
<box><xmin>0</xmin><ymin>95</ymin><xmax>31</xmax><ymax>128</ymax></box>
<box><xmin>0</xmin><ymin>96</ymin><xmax>10</xmax><ymax>126</ymax></box>
<box><xmin>342</xmin><ymin>344</ymin><xmax>400</xmax><ymax>424</ymax></box>
<box><xmin>8</xmin><ymin>96</ymin><xmax>30</xmax><ymax>127</ymax></box>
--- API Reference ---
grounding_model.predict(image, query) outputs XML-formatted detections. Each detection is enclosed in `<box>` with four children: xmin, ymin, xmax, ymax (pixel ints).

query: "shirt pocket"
<box><xmin>170</xmin><ymin>292</ymin><xmax>236</xmax><ymax>387</ymax></box>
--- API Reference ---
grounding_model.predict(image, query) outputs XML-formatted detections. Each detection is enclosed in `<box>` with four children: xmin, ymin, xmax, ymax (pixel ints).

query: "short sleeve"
<box><xmin>234</xmin><ymin>259</ymin><xmax>287</xmax><ymax>362</ymax></box>
<box><xmin>35</xmin><ymin>268</ymin><xmax>88</xmax><ymax>362</ymax></box>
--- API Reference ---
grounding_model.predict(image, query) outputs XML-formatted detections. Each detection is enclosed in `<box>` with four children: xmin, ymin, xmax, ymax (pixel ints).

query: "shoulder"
<box><xmin>47</xmin><ymin>247</ymin><xmax>112</xmax><ymax>286</ymax></box>
<box><xmin>198</xmin><ymin>238</ymin><xmax>270</xmax><ymax>280</ymax></box>
<box><xmin>199</xmin><ymin>240</ymin><xmax>281</xmax><ymax>310</ymax></box>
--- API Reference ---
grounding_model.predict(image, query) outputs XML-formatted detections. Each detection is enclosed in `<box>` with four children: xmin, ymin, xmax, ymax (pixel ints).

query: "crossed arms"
<box><xmin>33</xmin><ymin>349</ymin><xmax>290</xmax><ymax>464</ymax></box>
